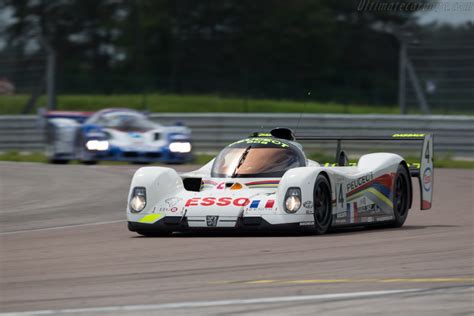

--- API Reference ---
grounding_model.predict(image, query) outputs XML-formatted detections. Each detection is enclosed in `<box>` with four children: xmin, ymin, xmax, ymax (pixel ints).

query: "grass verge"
<box><xmin>1</xmin><ymin>93</ymin><xmax>400</xmax><ymax>115</ymax></box>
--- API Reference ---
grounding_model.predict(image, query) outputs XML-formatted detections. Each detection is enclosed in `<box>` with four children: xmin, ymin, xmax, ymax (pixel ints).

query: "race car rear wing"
<box><xmin>296</xmin><ymin>133</ymin><xmax>433</xmax><ymax>210</ymax></box>
<box><xmin>38</xmin><ymin>108</ymin><xmax>93</xmax><ymax>123</ymax></box>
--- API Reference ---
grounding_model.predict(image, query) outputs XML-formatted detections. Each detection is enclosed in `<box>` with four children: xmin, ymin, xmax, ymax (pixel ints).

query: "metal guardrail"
<box><xmin>0</xmin><ymin>113</ymin><xmax>473</xmax><ymax>157</ymax></box>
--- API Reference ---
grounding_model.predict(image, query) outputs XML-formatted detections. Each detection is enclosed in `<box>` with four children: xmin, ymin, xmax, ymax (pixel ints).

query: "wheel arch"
<box><xmin>318</xmin><ymin>171</ymin><xmax>331</xmax><ymax>189</ymax></box>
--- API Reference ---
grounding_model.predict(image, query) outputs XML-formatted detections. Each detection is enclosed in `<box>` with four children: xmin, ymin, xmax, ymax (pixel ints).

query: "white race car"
<box><xmin>127</xmin><ymin>128</ymin><xmax>433</xmax><ymax>236</ymax></box>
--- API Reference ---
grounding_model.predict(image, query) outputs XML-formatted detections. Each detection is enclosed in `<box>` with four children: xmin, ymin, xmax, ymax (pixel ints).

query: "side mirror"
<box><xmin>337</xmin><ymin>151</ymin><xmax>349</xmax><ymax>166</ymax></box>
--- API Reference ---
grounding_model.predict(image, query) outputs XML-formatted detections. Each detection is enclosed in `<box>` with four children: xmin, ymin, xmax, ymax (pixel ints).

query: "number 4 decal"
<box><xmin>338</xmin><ymin>183</ymin><xmax>344</xmax><ymax>208</ymax></box>
<box><xmin>425</xmin><ymin>140</ymin><xmax>430</xmax><ymax>160</ymax></box>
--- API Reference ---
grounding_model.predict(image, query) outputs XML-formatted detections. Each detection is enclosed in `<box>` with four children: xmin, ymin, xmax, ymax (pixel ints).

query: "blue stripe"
<box><xmin>250</xmin><ymin>200</ymin><xmax>260</xmax><ymax>208</ymax></box>
<box><xmin>371</xmin><ymin>182</ymin><xmax>391</xmax><ymax>199</ymax></box>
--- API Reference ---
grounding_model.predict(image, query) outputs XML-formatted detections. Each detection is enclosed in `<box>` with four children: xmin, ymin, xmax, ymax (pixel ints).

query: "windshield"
<box><xmin>211</xmin><ymin>142</ymin><xmax>305</xmax><ymax>178</ymax></box>
<box><xmin>92</xmin><ymin>112</ymin><xmax>156</xmax><ymax>131</ymax></box>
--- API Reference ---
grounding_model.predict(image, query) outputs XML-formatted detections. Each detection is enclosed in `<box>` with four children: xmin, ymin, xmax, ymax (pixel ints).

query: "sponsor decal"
<box><xmin>206</xmin><ymin>216</ymin><xmax>219</xmax><ymax>227</ymax></box>
<box><xmin>165</xmin><ymin>197</ymin><xmax>182</xmax><ymax>207</ymax></box>
<box><xmin>265</xmin><ymin>200</ymin><xmax>275</xmax><ymax>208</ymax></box>
<box><xmin>248</xmin><ymin>199</ymin><xmax>275</xmax><ymax>210</ymax></box>
<box><xmin>170</xmin><ymin>207</ymin><xmax>178</xmax><ymax>212</ymax></box>
<box><xmin>378</xmin><ymin>215</ymin><xmax>394</xmax><ymax>221</ymax></box>
<box><xmin>347</xmin><ymin>173</ymin><xmax>374</xmax><ymax>192</ymax></box>
<box><xmin>336</xmin><ymin>212</ymin><xmax>346</xmax><ymax>219</ymax></box>
<box><xmin>250</xmin><ymin>200</ymin><xmax>260</xmax><ymax>208</ymax></box>
<box><xmin>423</xmin><ymin>168</ymin><xmax>432</xmax><ymax>192</ymax></box>
<box><xmin>306</xmin><ymin>209</ymin><xmax>314</xmax><ymax>214</ymax></box>
<box><xmin>185</xmin><ymin>197</ymin><xmax>251</xmax><ymax>207</ymax></box>
<box><xmin>300</xmin><ymin>221</ymin><xmax>314</xmax><ymax>226</ymax></box>
<box><xmin>303</xmin><ymin>201</ymin><xmax>313</xmax><ymax>208</ymax></box>
<box><xmin>346</xmin><ymin>174</ymin><xmax>394</xmax><ymax>212</ymax></box>
<box><xmin>230</xmin><ymin>138</ymin><xmax>289</xmax><ymax>148</ymax></box>
<box><xmin>234</xmin><ymin>198</ymin><xmax>251</xmax><ymax>206</ymax></box>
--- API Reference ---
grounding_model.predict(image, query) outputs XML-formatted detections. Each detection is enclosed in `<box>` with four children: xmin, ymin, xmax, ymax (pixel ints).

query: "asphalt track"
<box><xmin>0</xmin><ymin>162</ymin><xmax>473</xmax><ymax>315</ymax></box>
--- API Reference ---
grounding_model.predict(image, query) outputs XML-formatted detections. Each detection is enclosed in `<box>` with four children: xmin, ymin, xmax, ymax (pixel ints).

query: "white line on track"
<box><xmin>0</xmin><ymin>220</ymin><xmax>125</xmax><ymax>235</ymax></box>
<box><xmin>0</xmin><ymin>288</ymin><xmax>421</xmax><ymax>315</ymax></box>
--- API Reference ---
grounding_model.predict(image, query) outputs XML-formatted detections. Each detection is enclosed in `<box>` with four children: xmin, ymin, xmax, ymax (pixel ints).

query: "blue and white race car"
<box><xmin>43</xmin><ymin>108</ymin><xmax>192</xmax><ymax>164</ymax></box>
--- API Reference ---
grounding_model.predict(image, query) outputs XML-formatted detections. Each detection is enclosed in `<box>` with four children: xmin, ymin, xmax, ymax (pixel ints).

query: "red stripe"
<box><xmin>265</xmin><ymin>200</ymin><xmax>275</xmax><ymax>208</ymax></box>
<box><xmin>246</xmin><ymin>180</ymin><xmax>280</xmax><ymax>185</ymax></box>
<box><xmin>422</xmin><ymin>200</ymin><xmax>431</xmax><ymax>209</ymax></box>
<box><xmin>347</xmin><ymin>174</ymin><xmax>393</xmax><ymax>197</ymax></box>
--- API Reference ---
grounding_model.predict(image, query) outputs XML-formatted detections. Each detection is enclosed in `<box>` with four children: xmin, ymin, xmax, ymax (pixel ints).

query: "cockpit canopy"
<box><xmin>86</xmin><ymin>109</ymin><xmax>157</xmax><ymax>132</ymax></box>
<box><xmin>211</xmin><ymin>137</ymin><xmax>306</xmax><ymax>178</ymax></box>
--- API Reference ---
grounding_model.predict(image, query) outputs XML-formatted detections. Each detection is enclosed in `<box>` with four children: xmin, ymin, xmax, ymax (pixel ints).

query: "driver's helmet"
<box><xmin>211</xmin><ymin>137</ymin><xmax>306</xmax><ymax>178</ymax></box>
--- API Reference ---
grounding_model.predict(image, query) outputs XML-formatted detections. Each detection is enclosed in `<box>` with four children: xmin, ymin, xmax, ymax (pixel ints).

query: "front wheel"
<box><xmin>313</xmin><ymin>175</ymin><xmax>332</xmax><ymax>235</ymax></box>
<box><xmin>390</xmin><ymin>164</ymin><xmax>411</xmax><ymax>228</ymax></box>
<box><xmin>75</xmin><ymin>134</ymin><xmax>97</xmax><ymax>165</ymax></box>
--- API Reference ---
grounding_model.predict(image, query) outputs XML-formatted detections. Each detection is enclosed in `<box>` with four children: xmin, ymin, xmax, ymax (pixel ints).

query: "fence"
<box><xmin>401</xmin><ymin>29</ymin><xmax>474</xmax><ymax>114</ymax></box>
<box><xmin>0</xmin><ymin>113</ymin><xmax>473</xmax><ymax>157</ymax></box>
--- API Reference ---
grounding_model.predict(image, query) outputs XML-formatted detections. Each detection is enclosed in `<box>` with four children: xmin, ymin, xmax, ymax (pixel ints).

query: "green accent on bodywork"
<box><xmin>230</xmin><ymin>138</ymin><xmax>289</xmax><ymax>148</ymax></box>
<box><xmin>322</xmin><ymin>162</ymin><xmax>419</xmax><ymax>168</ymax></box>
<box><xmin>250</xmin><ymin>132</ymin><xmax>272</xmax><ymax>137</ymax></box>
<box><xmin>139</xmin><ymin>213</ymin><xmax>164</xmax><ymax>224</ymax></box>
<box><xmin>392</xmin><ymin>133</ymin><xmax>425</xmax><ymax>138</ymax></box>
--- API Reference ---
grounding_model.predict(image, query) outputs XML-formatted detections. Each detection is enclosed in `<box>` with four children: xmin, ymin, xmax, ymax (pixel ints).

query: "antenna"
<box><xmin>295</xmin><ymin>91</ymin><xmax>310</xmax><ymax>135</ymax></box>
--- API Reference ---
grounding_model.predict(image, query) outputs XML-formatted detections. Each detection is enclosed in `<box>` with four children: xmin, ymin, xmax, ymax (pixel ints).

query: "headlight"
<box><xmin>129</xmin><ymin>187</ymin><xmax>146</xmax><ymax>213</ymax></box>
<box><xmin>85</xmin><ymin>140</ymin><xmax>109</xmax><ymax>151</ymax></box>
<box><xmin>169</xmin><ymin>142</ymin><xmax>191</xmax><ymax>153</ymax></box>
<box><xmin>284</xmin><ymin>187</ymin><xmax>301</xmax><ymax>213</ymax></box>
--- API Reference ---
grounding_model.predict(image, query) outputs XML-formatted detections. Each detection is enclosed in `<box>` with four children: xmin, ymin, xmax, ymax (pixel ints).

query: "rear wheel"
<box><xmin>390</xmin><ymin>164</ymin><xmax>411</xmax><ymax>227</ymax></box>
<box><xmin>313</xmin><ymin>175</ymin><xmax>332</xmax><ymax>235</ymax></box>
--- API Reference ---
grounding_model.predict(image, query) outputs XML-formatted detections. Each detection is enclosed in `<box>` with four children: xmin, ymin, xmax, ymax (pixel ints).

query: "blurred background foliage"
<box><xmin>0</xmin><ymin>0</ymin><xmax>472</xmax><ymax>109</ymax></box>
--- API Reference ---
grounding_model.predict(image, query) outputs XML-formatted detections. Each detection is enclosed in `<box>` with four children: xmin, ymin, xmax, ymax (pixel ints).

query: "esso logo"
<box><xmin>185</xmin><ymin>197</ymin><xmax>250</xmax><ymax>207</ymax></box>
<box><xmin>423</xmin><ymin>168</ymin><xmax>432</xmax><ymax>191</ymax></box>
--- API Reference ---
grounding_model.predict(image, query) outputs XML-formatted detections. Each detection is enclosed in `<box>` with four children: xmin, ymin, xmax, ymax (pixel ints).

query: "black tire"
<box><xmin>49</xmin><ymin>158</ymin><xmax>70</xmax><ymax>164</ymax></box>
<box><xmin>313</xmin><ymin>175</ymin><xmax>332</xmax><ymax>235</ymax></box>
<box><xmin>75</xmin><ymin>134</ymin><xmax>98</xmax><ymax>165</ymax></box>
<box><xmin>390</xmin><ymin>164</ymin><xmax>411</xmax><ymax>228</ymax></box>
